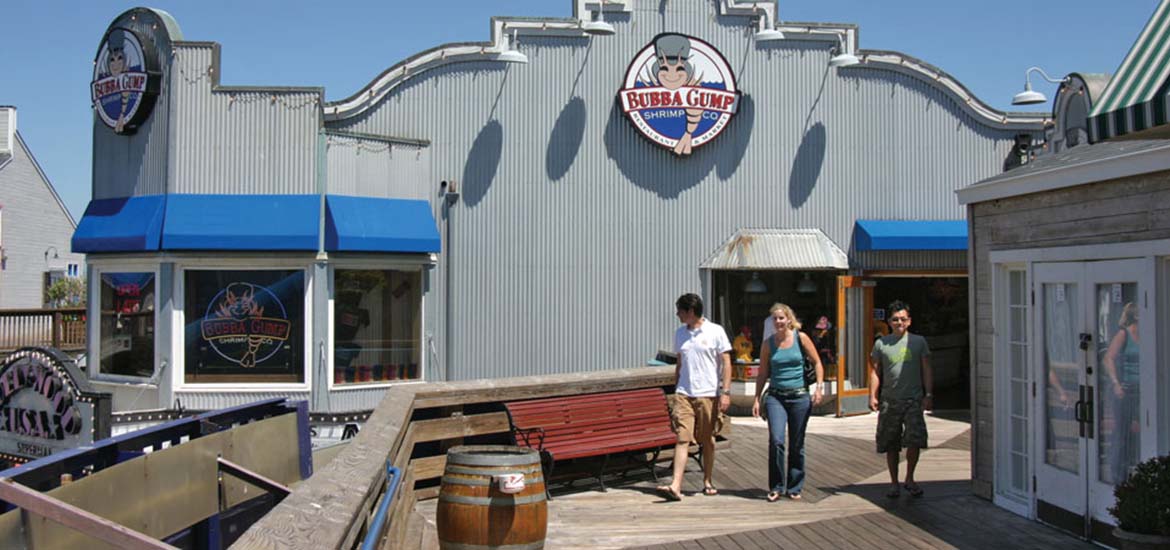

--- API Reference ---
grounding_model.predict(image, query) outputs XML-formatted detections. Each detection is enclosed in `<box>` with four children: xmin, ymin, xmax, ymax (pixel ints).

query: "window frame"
<box><xmin>175</xmin><ymin>257</ymin><xmax>314</xmax><ymax>392</ymax></box>
<box><xmin>328</xmin><ymin>258</ymin><xmax>429</xmax><ymax>392</ymax></box>
<box><xmin>88</xmin><ymin>259</ymin><xmax>162</xmax><ymax>384</ymax></box>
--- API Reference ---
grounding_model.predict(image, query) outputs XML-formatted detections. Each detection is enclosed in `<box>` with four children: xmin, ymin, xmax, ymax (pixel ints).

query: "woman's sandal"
<box><xmin>904</xmin><ymin>483</ymin><xmax>924</xmax><ymax>498</ymax></box>
<box><xmin>766</xmin><ymin>491</ymin><xmax>782</xmax><ymax>502</ymax></box>
<box><xmin>702</xmin><ymin>486</ymin><xmax>719</xmax><ymax>496</ymax></box>
<box><xmin>885</xmin><ymin>485</ymin><xmax>901</xmax><ymax>499</ymax></box>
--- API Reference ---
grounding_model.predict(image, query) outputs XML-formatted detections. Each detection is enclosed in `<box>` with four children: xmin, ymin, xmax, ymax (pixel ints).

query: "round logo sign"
<box><xmin>618</xmin><ymin>33</ymin><xmax>741</xmax><ymax>156</ymax></box>
<box><xmin>91</xmin><ymin>27</ymin><xmax>157</xmax><ymax>134</ymax></box>
<box><xmin>200</xmin><ymin>283</ymin><xmax>292</xmax><ymax>368</ymax></box>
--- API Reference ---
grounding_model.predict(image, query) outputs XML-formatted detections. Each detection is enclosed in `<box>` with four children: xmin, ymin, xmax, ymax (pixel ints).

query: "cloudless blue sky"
<box><xmin>2</xmin><ymin>1</ymin><xmax>1160</xmax><ymax>222</ymax></box>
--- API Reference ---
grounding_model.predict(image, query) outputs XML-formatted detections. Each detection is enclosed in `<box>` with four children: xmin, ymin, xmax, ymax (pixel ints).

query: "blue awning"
<box><xmin>325</xmin><ymin>195</ymin><xmax>440</xmax><ymax>253</ymax></box>
<box><xmin>161</xmin><ymin>194</ymin><xmax>320</xmax><ymax>250</ymax></box>
<box><xmin>854</xmin><ymin>220</ymin><xmax>967</xmax><ymax>251</ymax></box>
<box><xmin>72</xmin><ymin>196</ymin><xmax>165</xmax><ymax>253</ymax></box>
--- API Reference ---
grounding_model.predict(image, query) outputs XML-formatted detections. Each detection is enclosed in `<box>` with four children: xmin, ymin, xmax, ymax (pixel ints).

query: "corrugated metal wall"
<box><xmin>92</xmin><ymin>11</ymin><xmax>174</xmax><ymax>199</ymax></box>
<box><xmin>168</xmin><ymin>45</ymin><xmax>319</xmax><ymax>195</ymax></box>
<box><xmin>325</xmin><ymin>0</ymin><xmax>1029</xmax><ymax>380</ymax></box>
<box><xmin>325</xmin><ymin>136</ymin><xmax>431</xmax><ymax>199</ymax></box>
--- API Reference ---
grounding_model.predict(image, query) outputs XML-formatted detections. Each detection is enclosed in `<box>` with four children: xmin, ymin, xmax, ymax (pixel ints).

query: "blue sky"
<box><xmin>3</xmin><ymin>0</ymin><xmax>1160</xmax><ymax>221</ymax></box>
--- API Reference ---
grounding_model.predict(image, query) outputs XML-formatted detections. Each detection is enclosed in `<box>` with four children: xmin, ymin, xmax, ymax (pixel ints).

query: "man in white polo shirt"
<box><xmin>658</xmin><ymin>293</ymin><xmax>732</xmax><ymax>501</ymax></box>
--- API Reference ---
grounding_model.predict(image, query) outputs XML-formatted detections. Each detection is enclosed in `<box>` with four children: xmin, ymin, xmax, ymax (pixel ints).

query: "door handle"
<box><xmin>1085</xmin><ymin>386</ymin><xmax>1095</xmax><ymax>440</ymax></box>
<box><xmin>1079</xmin><ymin>333</ymin><xmax>1091</xmax><ymax>351</ymax></box>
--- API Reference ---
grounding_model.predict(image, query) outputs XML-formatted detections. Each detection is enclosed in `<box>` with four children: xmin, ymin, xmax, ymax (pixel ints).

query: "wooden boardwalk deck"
<box><xmin>409</xmin><ymin>412</ymin><xmax>1094</xmax><ymax>549</ymax></box>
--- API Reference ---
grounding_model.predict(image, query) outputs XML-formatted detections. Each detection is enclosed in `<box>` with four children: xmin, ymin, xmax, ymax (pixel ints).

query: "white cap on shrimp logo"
<box><xmin>618</xmin><ymin>33</ymin><xmax>740</xmax><ymax>156</ymax></box>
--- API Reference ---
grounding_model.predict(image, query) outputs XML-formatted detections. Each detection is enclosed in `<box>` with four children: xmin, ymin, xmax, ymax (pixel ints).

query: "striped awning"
<box><xmin>699</xmin><ymin>228</ymin><xmax>848</xmax><ymax>270</ymax></box>
<box><xmin>1089</xmin><ymin>0</ymin><xmax>1170</xmax><ymax>141</ymax></box>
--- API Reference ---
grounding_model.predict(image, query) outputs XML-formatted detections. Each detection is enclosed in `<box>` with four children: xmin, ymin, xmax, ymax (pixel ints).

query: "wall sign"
<box><xmin>91</xmin><ymin>27</ymin><xmax>160</xmax><ymax>134</ymax></box>
<box><xmin>0</xmin><ymin>348</ymin><xmax>110</xmax><ymax>461</ymax></box>
<box><xmin>618</xmin><ymin>33</ymin><xmax>741</xmax><ymax>156</ymax></box>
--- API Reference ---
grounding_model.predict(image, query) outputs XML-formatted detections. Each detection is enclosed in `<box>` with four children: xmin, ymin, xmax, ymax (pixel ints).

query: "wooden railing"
<box><xmin>233</xmin><ymin>366</ymin><xmax>677</xmax><ymax>550</ymax></box>
<box><xmin>0</xmin><ymin>307</ymin><xmax>86</xmax><ymax>352</ymax></box>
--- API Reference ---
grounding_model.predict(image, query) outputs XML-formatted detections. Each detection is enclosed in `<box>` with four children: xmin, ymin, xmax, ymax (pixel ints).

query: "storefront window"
<box><xmin>333</xmin><ymin>269</ymin><xmax>421</xmax><ymax>385</ymax></box>
<box><xmin>99</xmin><ymin>272</ymin><xmax>155</xmax><ymax>377</ymax></box>
<box><xmin>184</xmin><ymin>270</ymin><xmax>304</xmax><ymax>383</ymax></box>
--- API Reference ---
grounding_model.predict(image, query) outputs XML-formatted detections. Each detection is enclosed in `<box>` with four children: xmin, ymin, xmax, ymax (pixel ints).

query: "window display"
<box><xmin>184</xmin><ymin>270</ymin><xmax>304</xmax><ymax>383</ymax></box>
<box><xmin>333</xmin><ymin>269</ymin><xmax>421</xmax><ymax>385</ymax></box>
<box><xmin>99</xmin><ymin>272</ymin><xmax>155</xmax><ymax>377</ymax></box>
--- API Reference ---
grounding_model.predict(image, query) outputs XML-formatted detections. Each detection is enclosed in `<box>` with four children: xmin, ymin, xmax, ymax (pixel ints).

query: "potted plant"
<box><xmin>1110</xmin><ymin>455</ymin><xmax>1170</xmax><ymax>550</ymax></box>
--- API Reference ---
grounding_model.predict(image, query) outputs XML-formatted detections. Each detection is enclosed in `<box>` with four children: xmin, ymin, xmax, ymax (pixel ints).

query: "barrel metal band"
<box><xmin>442</xmin><ymin>475</ymin><xmax>544</xmax><ymax>487</ymax></box>
<box><xmin>444</xmin><ymin>465</ymin><xmax>541</xmax><ymax>476</ymax></box>
<box><xmin>447</xmin><ymin>452</ymin><xmax>540</xmax><ymax>467</ymax></box>
<box><xmin>436</xmin><ymin>541</ymin><xmax>545</xmax><ymax>550</ymax></box>
<box><xmin>438</xmin><ymin>494</ymin><xmax>546</xmax><ymax>506</ymax></box>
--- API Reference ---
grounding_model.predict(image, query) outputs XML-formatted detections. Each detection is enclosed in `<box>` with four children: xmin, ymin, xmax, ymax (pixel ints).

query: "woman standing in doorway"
<box><xmin>752</xmin><ymin>303</ymin><xmax>824</xmax><ymax>502</ymax></box>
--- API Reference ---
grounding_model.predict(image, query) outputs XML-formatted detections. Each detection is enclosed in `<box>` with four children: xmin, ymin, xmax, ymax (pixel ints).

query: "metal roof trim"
<box><xmin>699</xmin><ymin>228</ymin><xmax>849</xmax><ymax>270</ymax></box>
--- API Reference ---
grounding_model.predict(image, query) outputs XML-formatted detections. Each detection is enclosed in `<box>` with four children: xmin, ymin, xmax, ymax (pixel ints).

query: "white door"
<box><xmin>1033</xmin><ymin>262</ymin><xmax>1087</xmax><ymax>534</ymax></box>
<box><xmin>1034</xmin><ymin>259</ymin><xmax>1156</xmax><ymax>541</ymax></box>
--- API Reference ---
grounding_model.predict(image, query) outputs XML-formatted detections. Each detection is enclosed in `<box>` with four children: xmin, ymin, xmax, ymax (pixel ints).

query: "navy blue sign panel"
<box><xmin>91</xmin><ymin>26</ymin><xmax>161</xmax><ymax>134</ymax></box>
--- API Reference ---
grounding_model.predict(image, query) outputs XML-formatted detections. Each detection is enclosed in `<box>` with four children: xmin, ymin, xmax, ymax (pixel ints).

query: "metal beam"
<box><xmin>217</xmin><ymin>458</ymin><xmax>291</xmax><ymax>498</ymax></box>
<box><xmin>0</xmin><ymin>478</ymin><xmax>176</xmax><ymax>550</ymax></box>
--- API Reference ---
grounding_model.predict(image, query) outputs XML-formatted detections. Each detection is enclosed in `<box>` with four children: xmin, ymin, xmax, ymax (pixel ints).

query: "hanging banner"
<box><xmin>618</xmin><ymin>33</ymin><xmax>741</xmax><ymax>156</ymax></box>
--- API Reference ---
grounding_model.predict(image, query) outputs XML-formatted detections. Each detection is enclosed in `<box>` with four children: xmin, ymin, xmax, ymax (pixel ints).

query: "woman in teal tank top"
<box><xmin>751</xmin><ymin>303</ymin><xmax>824</xmax><ymax>502</ymax></box>
<box><xmin>1103</xmin><ymin>302</ymin><xmax>1140</xmax><ymax>483</ymax></box>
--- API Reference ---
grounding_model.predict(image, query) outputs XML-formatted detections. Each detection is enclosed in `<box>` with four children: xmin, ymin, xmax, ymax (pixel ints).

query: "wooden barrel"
<box><xmin>437</xmin><ymin>445</ymin><xmax>547</xmax><ymax>550</ymax></box>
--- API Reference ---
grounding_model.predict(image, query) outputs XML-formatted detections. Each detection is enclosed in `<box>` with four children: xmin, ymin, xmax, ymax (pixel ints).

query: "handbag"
<box><xmin>796</xmin><ymin>331</ymin><xmax>817</xmax><ymax>387</ymax></box>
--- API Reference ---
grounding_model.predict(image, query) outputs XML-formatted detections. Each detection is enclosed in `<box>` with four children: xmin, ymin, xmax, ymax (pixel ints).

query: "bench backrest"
<box><xmin>504</xmin><ymin>387</ymin><xmax>673</xmax><ymax>452</ymax></box>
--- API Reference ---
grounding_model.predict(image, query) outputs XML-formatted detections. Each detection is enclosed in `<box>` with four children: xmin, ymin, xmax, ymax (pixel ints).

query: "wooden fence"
<box><xmin>0</xmin><ymin>307</ymin><xmax>86</xmax><ymax>352</ymax></box>
<box><xmin>233</xmin><ymin>366</ymin><xmax>677</xmax><ymax>550</ymax></box>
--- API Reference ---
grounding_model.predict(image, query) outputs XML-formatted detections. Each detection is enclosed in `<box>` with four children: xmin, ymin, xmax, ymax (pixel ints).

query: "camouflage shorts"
<box><xmin>875</xmin><ymin>398</ymin><xmax>928</xmax><ymax>453</ymax></box>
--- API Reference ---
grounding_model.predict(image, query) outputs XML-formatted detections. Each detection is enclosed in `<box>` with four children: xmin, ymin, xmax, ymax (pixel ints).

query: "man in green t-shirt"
<box><xmin>868</xmin><ymin>300</ymin><xmax>933</xmax><ymax>499</ymax></box>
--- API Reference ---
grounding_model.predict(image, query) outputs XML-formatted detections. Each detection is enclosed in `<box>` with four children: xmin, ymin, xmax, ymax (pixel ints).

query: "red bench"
<box><xmin>503</xmin><ymin>387</ymin><xmax>678</xmax><ymax>493</ymax></box>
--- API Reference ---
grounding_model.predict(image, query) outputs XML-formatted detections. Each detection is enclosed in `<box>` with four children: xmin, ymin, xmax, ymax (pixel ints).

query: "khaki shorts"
<box><xmin>876</xmin><ymin>398</ymin><xmax>928</xmax><ymax>453</ymax></box>
<box><xmin>671</xmin><ymin>395</ymin><xmax>717</xmax><ymax>445</ymax></box>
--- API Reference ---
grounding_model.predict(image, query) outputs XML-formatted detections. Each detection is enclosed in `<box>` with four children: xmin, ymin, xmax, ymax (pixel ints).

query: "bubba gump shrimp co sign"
<box><xmin>0</xmin><ymin>348</ymin><xmax>111</xmax><ymax>462</ymax></box>
<box><xmin>618</xmin><ymin>33</ymin><xmax>741</xmax><ymax>156</ymax></box>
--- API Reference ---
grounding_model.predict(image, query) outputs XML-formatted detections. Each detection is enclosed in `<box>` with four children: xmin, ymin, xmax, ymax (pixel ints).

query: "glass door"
<box><xmin>1033</xmin><ymin>259</ymin><xmax>1154</xmax><ymax>542</ymax></box>
<box><xmin>1085</xmin><ymin>259</ymin><xmax>1152</xmax><ymax>540</ymax></box>
<box><xmin>1033</xmin><ymin>262</ymin><xmax>1087</xmax><ymax>535</ymax></box>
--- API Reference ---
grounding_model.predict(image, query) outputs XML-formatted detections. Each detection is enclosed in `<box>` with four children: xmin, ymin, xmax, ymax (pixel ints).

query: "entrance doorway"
<box><xmin>1033</xmin><ymin>259</ymin><xmax>1156</xmax><ymax>542</ymax></box>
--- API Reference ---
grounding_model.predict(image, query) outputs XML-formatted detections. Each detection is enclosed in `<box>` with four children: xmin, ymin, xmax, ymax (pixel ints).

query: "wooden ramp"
<box><xmin>409</xmin><ymin>413</ymin><xmax>1095</xmax><ymax>550</ymax></box>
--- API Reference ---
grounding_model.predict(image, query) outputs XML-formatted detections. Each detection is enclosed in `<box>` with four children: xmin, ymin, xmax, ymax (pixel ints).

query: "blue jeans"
<box><xmin>764</xmin><ymin>390</ymin><xmax>812</xmax><ymax>494</ymax></box>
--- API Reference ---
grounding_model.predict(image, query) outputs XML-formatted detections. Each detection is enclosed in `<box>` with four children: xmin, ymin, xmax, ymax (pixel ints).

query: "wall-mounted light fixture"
<box><xmin>744</xmin><ymin>272</ymin><xmax>767</xmax><ymax>294</ymax></box>
<box><xmin>754</xmin><ymin>13</ymin><xmax>784</xmax><ymax>42</ymax></box>
<box><xmin>44</xmin><ymin>246</ymin><xmax>59</xmax><ymax>263</ymax></box>
<box><xmin>828</xmin><ymin>33</ymin><xmax>860</xmax><ymax>67</ymax></box>
<box><xmin>582</xmin><ymin>1</ymin><xmax>616</xmax><ymax>36</ymax></box>
<box><xmin>496</xmin><ymin>28</ymin><xmax>529</xmax><ymax>64</ymax></box>
<box><xmin>1011</xmin><ymin>67</ymin><xmax>1067</xmax><ymax>105</ymax></box>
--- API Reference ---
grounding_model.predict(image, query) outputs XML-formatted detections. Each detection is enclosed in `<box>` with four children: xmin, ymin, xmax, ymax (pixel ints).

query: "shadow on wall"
<box><xmin>602</xmin><ymin>99</ymin><xmax>715</xmax><ymax>198</ymax></box>
<box><xmin>546</xmin><ymin>97</ymin><xmax>587</xmax><ymax>181</ymax></box>
<box><xmin>461</xmin><ymin>120</ymin><xmax>503</xmax><ymax>207</ymax></box>
<box><xmin>788</xmin><ymin>122</ymin><xmax>826</xmax><ymax>208</ymax></box>
<box><xmin>717</xmin><ymin>93</ymin><xmax>754</xmax><ymax>181</ymax></box>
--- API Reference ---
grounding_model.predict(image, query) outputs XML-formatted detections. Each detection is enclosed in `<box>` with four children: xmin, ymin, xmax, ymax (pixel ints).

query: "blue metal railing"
<box><xmin>361</xmin><ymin>463</ymin><xmax>402</xmax><ymax>550</ymax></box>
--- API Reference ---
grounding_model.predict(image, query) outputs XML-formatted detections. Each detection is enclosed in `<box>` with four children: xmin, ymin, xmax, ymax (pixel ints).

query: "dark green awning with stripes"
<box><xmin>1090</xmin><ymin>0</ymin><xmax>1170</xmax><ymax>141</ymax></box>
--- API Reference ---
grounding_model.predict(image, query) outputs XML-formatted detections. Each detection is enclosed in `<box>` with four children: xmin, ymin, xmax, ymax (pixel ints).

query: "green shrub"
<box><xmin>1110</xmin><ymin>455</ymin><xmax>1170</xmax><ymax>535</ymax></box>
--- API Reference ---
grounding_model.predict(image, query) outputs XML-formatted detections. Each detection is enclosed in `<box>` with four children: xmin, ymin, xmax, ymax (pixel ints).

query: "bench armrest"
<box><xmin>513</xmin><ymin>426</ymin><xmax>546</xmax><ymax>451</ymax></box>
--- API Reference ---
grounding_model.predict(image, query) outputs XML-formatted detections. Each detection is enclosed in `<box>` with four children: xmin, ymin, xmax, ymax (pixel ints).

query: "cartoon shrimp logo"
<box><xmin>619</xmin><ymin>33</ymin><xmax>740</xmax><ymax>155</ymax></box>
<box><xmin>91</xmin><ymin>28</ymin><xmax>153</xmax><ymax>134</ymax></box>
<box><xmin>201</xmin><ymin>283</ymin><xmax>291</xmax><ymax>368</ymax></box>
